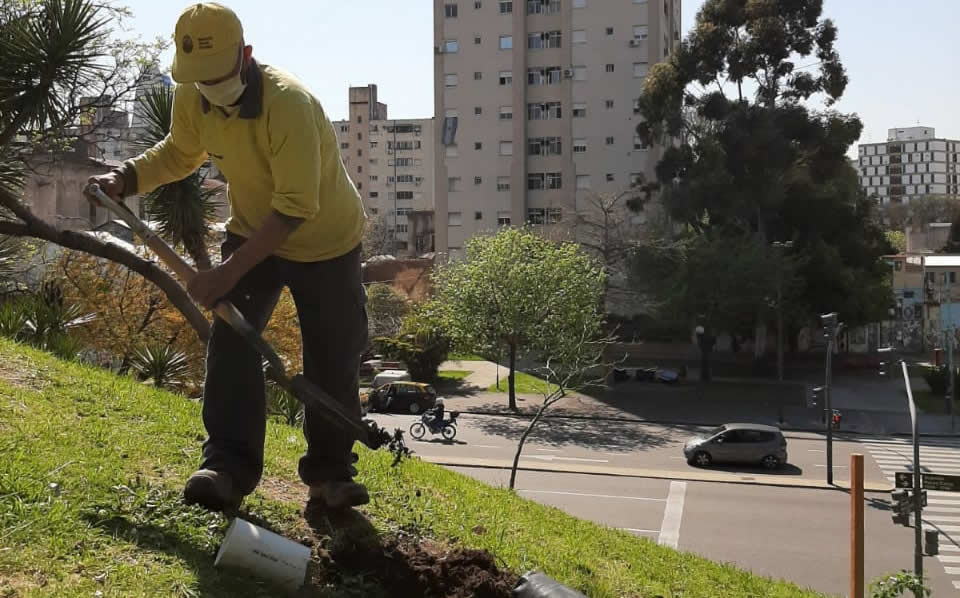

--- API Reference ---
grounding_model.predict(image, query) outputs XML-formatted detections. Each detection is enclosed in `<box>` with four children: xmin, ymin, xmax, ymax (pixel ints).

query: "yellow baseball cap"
<box><xmin>170</xmin><ymin>3</ymin><xmax>244</xmax><ymax>83</ymax></box>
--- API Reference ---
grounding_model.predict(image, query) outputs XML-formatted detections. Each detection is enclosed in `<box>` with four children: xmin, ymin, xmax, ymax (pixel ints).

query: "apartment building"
<box><xmin>857</xmin><ymin>126</ymin><xmax>960</xmax><ymax>204</ymax></box>
<box><xmin>333</xmin><ymin>85</ymin><xmax>436</xmax><ymax>255</ymax></box>
<box><xmin>434</xmin><ymin>0</ymin><xmax>681</xmax><ymax>258</ymax></box>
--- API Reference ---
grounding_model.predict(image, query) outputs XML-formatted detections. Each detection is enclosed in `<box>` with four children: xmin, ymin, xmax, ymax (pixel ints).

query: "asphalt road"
<box><xmin>368</xmin><ymin>412</ymin><xmax>892</xmax><ymax>485</ymax></box>
<box><xmin>368</xmin><ymin>413</ymin><xmax>960</xmax><ymax>596</ymax></box>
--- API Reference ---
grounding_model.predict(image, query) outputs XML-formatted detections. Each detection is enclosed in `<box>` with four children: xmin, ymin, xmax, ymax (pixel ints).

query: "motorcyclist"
<box><xmin>424</xmin><ymin>398</ymin><xmax>445</xmax><ymax>428</ymax></box>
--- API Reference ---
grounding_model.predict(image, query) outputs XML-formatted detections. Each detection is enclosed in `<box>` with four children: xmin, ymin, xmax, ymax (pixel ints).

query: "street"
<box><xmin>368</xmin><ymin>412</ymin><xmax>960</xmax><ymax>596</ymax></box>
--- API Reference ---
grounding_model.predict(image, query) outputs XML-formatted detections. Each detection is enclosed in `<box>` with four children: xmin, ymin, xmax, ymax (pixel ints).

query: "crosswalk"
<box><xmin>859</xmin><ymin>437</ymin><xmax>960</xmax><ymax>591</ymax></box>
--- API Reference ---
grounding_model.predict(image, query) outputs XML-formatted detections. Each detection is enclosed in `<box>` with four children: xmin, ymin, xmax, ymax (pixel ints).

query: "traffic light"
<box><xmin>891</xmin><ymin>489</ymin><xmax>911</xmax><ymax>526</ymax></box>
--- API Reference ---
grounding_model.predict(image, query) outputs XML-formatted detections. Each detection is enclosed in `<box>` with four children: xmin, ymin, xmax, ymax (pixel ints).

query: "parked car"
<box><xmin>683</xmin><ymin>423</ymin><xmax>788</xmax><ymax>470</ymax></box>
<box><xmin>366</xmin><ymin>381</ymin><xmax>439</xmax><ymax>414</ymax></box>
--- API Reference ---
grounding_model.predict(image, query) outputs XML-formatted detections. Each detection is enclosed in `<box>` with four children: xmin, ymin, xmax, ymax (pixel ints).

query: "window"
<box><xmin>370</xmin><ymin>174</ymin><xmax>378</xmax><ymax>181</ymax></box>
<box><xmin>475</xmin><ymin>142</ymin><xmax>482</xmax><ymax>150</ymax></box>
<box><xmin>528</xmin><ymin>173</ymin><xmax>545</xmax><ymax>190</ymax></box>
<box><xmin>605</xmin><ymin>99</ymin><xmax>614</xmax><ymax>109</ymax></box>
<box><xmin>499</xmin><ymin>71</ymin><xmax>513</xmax><ymax>85</ymax></box>
<box><xmin>499</xmin><ymin>35</ymin><xmax>513</xmax><ymax>49</ymax></box>
<box><xmin>633</xmin><ymin>25</ymin><xmax>648</xmax><ymax>39</ymax></box>
<box><xmin>357</xmin><ymin>181</ymin><xmax>362</xmax><ymax>190</ymax></box>
<box><xmin>606</xmin><ymin>136</ymin><xmax>615</xmax><ymax>145</ymax></box>
<box><xmin>357</xmin><ymin>132</ymin><xmax>363</xmax><ymax>140</ymax></box>
<box><xmin>358</xmin><ymin>165</ymin><xmax>363</xmax><ymax>173</ymax></box>
<box><xmin>444</xmin><ymin>39</ymin><xmax>459</xmax><ymax>53</ymax></box>
<box><xmin>573</xmin><ymin>65</ymin><xmax>587</xmax><ymax>80</ymax></box>
<box><xmin>370</xmin><ymin>191</ymin><xmax>379</xmax><ymax>198</ymax></box>
<box><xmin>449</xmin><ymin>211</ymin><xmax>463</xmax><ymax>226</ymax></box>
<box><xmin>357</xmin><ymin>115</ymin><xmax>363</xmax><ymax>123</ymax></box>
<box><xmin>395</xmin><ymin>223</ymin><xmax>409</xmax><ymax>234</ymax></box>
<box><xmin>499</xmin><ymin>106</ymin><xmax>513</xmax><ymax>120</ymax></box>
<box><xmin>474</xmin><ymin>176</ymin><xmax>483</xmax><ymax>185</ymax></box>
<box><xmin>370</xmin><ymin>141</ymin><xmax>378</xmax><ymax>148</ymax></box>
<box><xmin>499</xmin><ymin>0</ymin><xmax>512</xmax><ymax>13</ymax></box>
<box><xmin>631</xmin><ymin>173</ymin><xmax>644</xmax><ymax>187</ymax></box>
<box><xmin>573</xmin><ymin>103</ymin><xmax>587</xmax><ymax>118</ymax></box>
<box><xmin>528</xmin><ymin>33</ymin><xmax>543</xmax><ymax>50</ymax></box>
<box><xmin>527</xmin><ymin>136</ymin><xmax>562</xmax><ymax>156</ymax></box>
<box><xmin>546</xmin><ymin>207</ymin><xmax>562</xmax><ymax>223</ymax></box>
<box><xmin>633</xmin><ymin>135</ymin><xmax>649</xmax><ymax>150</ymax></box>
<box><xmin>446</xmin><ymin>145</ymin><xmax>459</xmax><ymax>157</ymax></box>
<box><xmin>606</xmin><ymin>27</ymin><xmax>614</xmax><ymax>35</ymax></box>
<box><xmin>546</xmin><ymin>172</ymin><xmax>562</xmax><ymax>189</ymax></box>
<box><xmin>474</xmin><ymin>71</ymin><xmax>483</xmax><ymax>80</ymax></box>
<box><xmin>605</xmin><ymin>63</ymin><xmax>615</xmax><ymax>73</ymax></box>
<box><xmin>606</xmin><ymin>173</ymin><xmax>614</xmax><ymax>182</ymax></box>
<box><xmin>498</xmin><ymin>211</ymin><xmax>511</xmax><ymax>226</ymax></box>
<box><xmin>340</xmin><ymin>142</ymin><xmax>349</xmax><ymax>149</ymax></box>
<box><xmin>339</xmin><ymin>124</ymin><xmax>349</xmax><ymax>132</ymax></box>
<box><xmin>499</xmin><ymin>141</ymin><xmax>513</xmax><ymax>155</ymax></box>
<box><xmin>357</xmin><ymin>149</ymin><xmax>362</xmax><ymax>156</ymax></box>
<box><xmin>572</xmin><ymin>30</ymin><xmax>586</xmax><ymax>44</ymax></box>
<box><xmin>527</xmin><ymin>0</ymin><xmax>561</xmax><ymax>14</ymax></box>
<box><xmin>475</xmin><ymin>36</ymin><xmax>482</xmax><ymax>44</ymax></box>
<box><xmin>444</xmin><ymin>73</ymin><xmax>458</xmax><ymax>87</ymax></box>
<box><xmin>527</xmin><ymin>102</ymin><xmax>562</xmax><ymax>120</ymax></box>
<box><xmin>475</xmin><ymin>0</ymin><xmax>482</xmax><ymax>7</ymax></box>
<box><xmin>445</xmin><ymin>4</ymin><xmax>458</xmax><ymax>17</ymax></box>
<box><xmin>448</xmin><ymin>177</ymin><xmax>462</xmax><ymax>192</ymax></box>
<box><xmin>573</xmin><ymin>138</ymin><xmax>587</xmax><ymax>153</ymax></box>
<box><xmin>497</xmin><ymin>177</ymin><xmax>511</xmax><ymax>192</ymax></box>
<box><xmin>396</xmin><ymin>191</ymin><xmax>414</xmax><ymax>200</ymax></box>
<box><xmin>475</xmin><ymin>106</ymin><xmax>483</xmax><ymax>115</ymax></box>
<box><xmin>527</xmin><ymin>208</ymin><xmax>546</xmax><ymax>224</ymax></box>
<box><xmin>633</xmin><ymin>62</ymin><xmax>649</xmax><ymax>78</ymax></box>
<box><xmin>396</xmin><ymin>207</ymin><xmax>413</xmax><ymax>216</ymax></box>
<box><xmin>573</xmin><ymin>0</ymin><xmax>584</xmax><ymax>7</ymax></box>
<box><xmin>576</xmin><ymin>174</ymin><xmax>591</xmax><ymax>189</ymax></box>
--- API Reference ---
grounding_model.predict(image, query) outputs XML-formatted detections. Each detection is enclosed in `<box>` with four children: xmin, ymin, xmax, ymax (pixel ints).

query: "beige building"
<box><xmin>333</xmin><ymin>85</ymin><xmax>436</xmax><ymax>255</ymax></box>
<box><xmin>857</xmin><ymin>126</ymin><xmax>960</xmax><ymax>204</ymax></box>
<box><xmin>433</xmin><ymin>0</ymin><xmax>681</xmax><ymax>258</ymax></box>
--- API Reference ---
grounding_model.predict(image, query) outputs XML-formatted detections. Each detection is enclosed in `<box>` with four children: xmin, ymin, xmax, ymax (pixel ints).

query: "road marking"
<box><xmin>534</xmin><ymin>448</ymin><xmax>561</xmax><ymax>452</ymax></box>
<box><xmin>525</xmin><ymin>455</ymin><xmax>609</xmax><ymax>463</ymax></box>
<box><xmin>518</xmin><ymin>489</ymin><xmax>666</xmax><ymax>502</ymax></box>
<box><xmin>808</xmin><ymin>449</ymin><xmax>825</xmax><ymax>452</ymax></box>
<box><xmin>940</xmin><ymin>543</ymin><xmax>960</xmax><ymax>552</ymax></box>
<box><xmin>658</xmin><ymin>481</ymin><xmax>686</xmax><ymax>550</ymax></box>
<box><xmin>938</xmin><ymin>555</ymin><xmax>960</xmax><ymax>563</ymax></box>
<box><xmin>471</xmin><ymin>444</ymin><xmax>501</xmax><ymax>449</ymax></box>
<box><xmin>622</xmin><ymin>528</ymin><xmax>659</xmax><ymax>534</ymax></box>
<box><xmin>944</xmin><ymin>566</ymin><xmax>960</xmax><ymax>575</ymax></box>
<box><xmin>923</xmin><ymin>506</ymin><xmax>960</xmax><ymax>514</ymax></box>
<box><xmin>923</xmin><ymin>515</ymin><xmax>960</xmax><ymax>523</ymax></box>
<box><xmin>954</xmin><ymin>581</ymin><xmax>960</xmax><ymax>590</ymax></box>
<box><xmin>814</xmin><ymin>464</ymin><xmax>848</xmax><ymax>468</ymax></box>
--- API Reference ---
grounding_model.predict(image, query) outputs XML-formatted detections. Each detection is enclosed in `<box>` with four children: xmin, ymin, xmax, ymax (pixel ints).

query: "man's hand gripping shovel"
<box><xmin>83</xmin><ymin>184</ymin><xmax>370</xmax><ymax>446</ymax></box>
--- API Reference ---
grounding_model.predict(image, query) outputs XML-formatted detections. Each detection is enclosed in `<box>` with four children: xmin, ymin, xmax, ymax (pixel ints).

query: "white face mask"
<box><xmin>196</xmin><ymin>70</ymin><xmax>247</xmax><ymax>107</ymax></box>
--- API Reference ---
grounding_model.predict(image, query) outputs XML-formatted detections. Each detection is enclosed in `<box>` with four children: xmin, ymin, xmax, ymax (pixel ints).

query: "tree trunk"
<box><xmin>183</xmin><ymin>233</ymin><xmax>212</xmax><ymax>271</ymax></box>
<box><xmin>0</xmin><ymin>220</ymin><xmax>210</xmax><ymax>342</ymax></box>
<box><xmin>508</xmin><ymin>342</ymin><xmax>517</xmax><ymax>410</ymax></box>
<box><xmin>510</xmin><ymin>402</ymin><xmax>549</xmax><ymax>489</ymax></box>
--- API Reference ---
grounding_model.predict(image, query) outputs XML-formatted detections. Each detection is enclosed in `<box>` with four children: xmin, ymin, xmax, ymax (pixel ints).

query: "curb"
<box><xmin>421</xmin><ymin>455</ymin><xmax>894</xmax><ymax>493</ymax></box>
<box><xmin>451</xmin><ymin>408</ymin><xmax>960</xmax><ymax>440</ymax></box>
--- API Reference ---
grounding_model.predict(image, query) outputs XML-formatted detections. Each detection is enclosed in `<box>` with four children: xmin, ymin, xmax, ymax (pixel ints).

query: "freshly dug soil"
<box><xmin>331</xmin><ymin>535</ymin><xmax>519</xmax><ymax>598</ymax></box>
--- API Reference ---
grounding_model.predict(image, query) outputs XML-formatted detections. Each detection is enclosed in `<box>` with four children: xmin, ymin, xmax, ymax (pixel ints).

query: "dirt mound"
<box><xmin>331</xmin><ymin>535</ymin><xmax>518</xmax><ymax>598</ymax></box>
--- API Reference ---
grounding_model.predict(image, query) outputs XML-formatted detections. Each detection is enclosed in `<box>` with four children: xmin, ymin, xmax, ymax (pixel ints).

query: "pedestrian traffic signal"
<box><xmin>891</xmin><ymin>489</ymin><xmax>911</xmax><ymax>526</ymax></box>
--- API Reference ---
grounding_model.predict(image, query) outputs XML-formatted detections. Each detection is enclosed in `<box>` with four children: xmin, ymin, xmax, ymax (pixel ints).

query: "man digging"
<box><xmin>87</xmin><ymin>2</ymin><xmax>369</xmax><ymax>512</ymax></box>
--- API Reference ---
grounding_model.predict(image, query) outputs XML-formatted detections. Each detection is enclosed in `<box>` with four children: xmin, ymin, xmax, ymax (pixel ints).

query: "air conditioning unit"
<box><xmin>628</xmin><ymin>39</ymin><xmax>641</xmax><ymax>48</ymax></box>
<box><xmin>563</xmin><ymin>68</ymin><xmax>574</xmax><ymax>79</ymax></box>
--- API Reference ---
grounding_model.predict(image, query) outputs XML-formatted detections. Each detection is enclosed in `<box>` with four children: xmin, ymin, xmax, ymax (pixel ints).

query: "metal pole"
<box><xmin>777</xmin><ymin>276</ymin><xmax>784</xmax><ymax>382</ymax></box>
<box><xmin>392</xmin><ymin>119</ymin><xmax>398</xmax><ymax>255</ymax></box>
<box><xmin>825</xmin><ymin>333</ymin><xmax>834</xmax><ymax>486</ymax></box>
<box><xmin>948</xmin><ymin>272</ymin><xmax>955</xmax><ymax>427</ymax></box>
<box><xmin>901</xmin><ymin>360</ymin><xmax>923</xmax><ymax>583</ymax></box>
<box><xmin>850</xmin><ymin>453</ymin><xmax>864</xmax><ymax>598</ymax></box>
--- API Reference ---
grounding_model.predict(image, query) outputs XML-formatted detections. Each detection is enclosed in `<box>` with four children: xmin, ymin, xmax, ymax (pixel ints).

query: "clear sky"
<box><xmin>120</xmin><ymin>0</ymin><xmax>960</xmax><ymax>144</ymax></box>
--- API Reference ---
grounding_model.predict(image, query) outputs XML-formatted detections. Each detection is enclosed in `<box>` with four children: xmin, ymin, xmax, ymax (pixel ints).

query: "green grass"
<box><xmin>448</xmin><ymin>352</ymin><xmax>487</xmax><ymax>361</ymax></box>
<box><xmin>436</xmin><ymin>369</ymin><xmax>471</xmax><ymax>381</ymax></box>
<box><xmin>0</xmin><ymin>337</ymin><xmax>826</xmax><ymax>597</ymax></box>
<box><xmin>487</xmin><ymin>370</ymin><xmax>559</xmax><ymax>395</ymax></box>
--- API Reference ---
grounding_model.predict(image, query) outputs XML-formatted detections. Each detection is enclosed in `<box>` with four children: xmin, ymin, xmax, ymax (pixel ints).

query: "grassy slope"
<box><xmin>0</xmin><ymin>338</ymin><xmax>826</xmax><ymax>597</ymax></box>
<box><xmin>486</xmin><ymin>370</ymin><xmax>558</xmax><ymax>395</ymax></box>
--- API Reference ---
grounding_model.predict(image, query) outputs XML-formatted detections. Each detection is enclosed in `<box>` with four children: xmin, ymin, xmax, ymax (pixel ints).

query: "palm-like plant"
<box><xmin>133</xmin><ymin>85</ymin><xmax>221</xmax><ymax>271</ymax></box>
<box><xmin>130</xmin><ymin>343</ymin><xmax>191</xmax><ymax>391</ymax></box>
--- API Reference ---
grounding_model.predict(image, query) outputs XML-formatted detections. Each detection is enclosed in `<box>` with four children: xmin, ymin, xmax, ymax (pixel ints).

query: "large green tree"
<box><xmin>634</xmin><ymin>0</ymin><xmax>892</xmax><ymax>345</ymax></box>
<box><xmin>431</xmin><ymin>227</ymin><xmax>606</xmax><ymax>409</ymax></box>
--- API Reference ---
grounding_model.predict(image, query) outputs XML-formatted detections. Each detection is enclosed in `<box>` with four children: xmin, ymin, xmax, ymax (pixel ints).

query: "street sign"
<box><xmin>922</xmin><ymin>474</ymin><xmax>960</xmax><ymax>492</ymax></box>
<box><xmin>895</xmin><ymin>472</ymin><xmax>912</xmax><ymax>489</ymax></box>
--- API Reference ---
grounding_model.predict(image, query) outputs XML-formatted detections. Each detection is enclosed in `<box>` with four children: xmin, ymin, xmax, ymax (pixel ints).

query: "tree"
<box><xmin>365</xmin><ymin>283</ymin><xmax>410</xmax><ymax>341</ymax></box>
<box><xmin>431</xmin><ymin>227</ymin><xmax>606</xmax><ymax>410</ymax></box>
<box><xmin>361</xmin><ymin>214</ymin><xmax>394</xmax><ymax>260</ymax></box>
<box><xmin>0</xmin><ymin>0</ymin><xmax>210</xmax><ymax>342</ymax></box>
<box><xmin>132</xmin><ymin>84</ymin><xmax>222</xmax><ymax>271</ymax></box>
<box><xmin>883</xmin><ymin>195</ymin><xmax>960</xmax><ymax>233</ymax></box>
<box><xmin>634</xmin><ymin>0</ymin><xmax>892</xmax><ymax>344</ymax></box>
<box><xmin>374</xmin><ymin>302</ymin><xmax>450</xmax><ymax>382</ymax></box>
<box><xmin>508</xmin><ymin>326</ymin><xmax>616</xmax><ymax>489</ymax></box>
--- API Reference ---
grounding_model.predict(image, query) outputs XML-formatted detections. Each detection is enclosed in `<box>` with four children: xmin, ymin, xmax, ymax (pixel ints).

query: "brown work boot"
<box><xmin>183</xmin><ymin>469</ymin><xmax>243</xmax><ymax>512</ymax></box>
<box><xmin>308</xmin><ymin>480</ymin><xmax>370</xmax><ymax>510</ymax></box>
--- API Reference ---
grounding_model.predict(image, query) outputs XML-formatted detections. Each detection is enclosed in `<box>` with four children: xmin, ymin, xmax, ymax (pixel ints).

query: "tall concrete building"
<box><xmin>333</xmin><ymin>85</ymin><xmax>436</xmax><ymax>255</ymax></box>
<box><xmin>434</xmin><ymin>0</ymin><xmax>681</xmax><ymax>258</ymax></box>
<box><xmin>857</xmin><ymin>126</ymin><xmax>960</xmax><ymax>204</ymax></box>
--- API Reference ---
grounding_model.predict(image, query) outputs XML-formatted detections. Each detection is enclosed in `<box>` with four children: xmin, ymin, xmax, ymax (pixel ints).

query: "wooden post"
<box><xmin>851</xmin><ymin>453</ymin><xmax>864</xmax><ymax>598</ymax></box>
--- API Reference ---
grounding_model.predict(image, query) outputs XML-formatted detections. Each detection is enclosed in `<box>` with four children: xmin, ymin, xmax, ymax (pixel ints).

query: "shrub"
<box><xmin>923</xmin><ymin>365</ymin><xmax>959</xmax><ymax>398</ymax></box>
<box><xmin>130</xmin><ymin>343</ymin><xmax>192</xmax><ymax>391</ymax></box>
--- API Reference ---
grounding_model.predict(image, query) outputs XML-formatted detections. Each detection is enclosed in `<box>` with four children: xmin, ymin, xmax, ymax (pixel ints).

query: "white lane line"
<box><xmin>954</xmin><ymin>581</ymin><xmax>960</xmax><ymax>590</ymax></box>
<box><xmin>939</xmin><ymin>543</ymin><xmax>960</xmax><ymax>552</ymax></box>
<box><xmin>471</xmin><ymin>444</ymin><xmax>501</xmax><ymax>449</ymax></box>
<box><xmin>944</xmin><ymin>566</ymin><xmax>960</xmax><ymax>575</ymax></box>
<box><xmin>923</xmin><ymin>515</ymin><xmax>960</xmax><ymax>523</ymax></box>
<box><xmin>518</xmin><ymin>489</ymin><xmax>667</xmax><ymax>502</ymax></box>
<box><xmin>534</xmin><ymin>448</ymin><xmax>561</xmax><ymax>452</ymax></box>
<box><xmin>937</xmin><ymin>555</ymin><xmax>960</xmax><ymax>563</ymax></box>
<box><xmin>658</xmin><ymin>481</ymin><xmax>686</xmax><ymax>550</ymax></box>
<box><xmin>622</xmin><ymin>528</ymin><xmax>659</xmax><ymax>534</ymax></box>
<box><xmin>808</xmin><ymin>449</ymin><xmax>825</xmax><ymax>452</ymax></box>
<box><xmin>922</xmin><ymin>506</ymin><xmax>960</xmax><ymax>514</ymax></box>
<box><xmin>928</xmin><ymin>499</ymin><xmax>960</xmax><ymax>506</ymax></box>
<box><xmin>525</xmin><ymin>455</ymin><xmax>609</xmax><ymax>463</ymax></box>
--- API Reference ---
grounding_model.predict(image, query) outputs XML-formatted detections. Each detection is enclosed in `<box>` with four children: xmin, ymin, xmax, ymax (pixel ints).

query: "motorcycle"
<box><xmin>410</xmin><ymin>410</ymin><xmax>459</xmax><ymax>441</ymax></box>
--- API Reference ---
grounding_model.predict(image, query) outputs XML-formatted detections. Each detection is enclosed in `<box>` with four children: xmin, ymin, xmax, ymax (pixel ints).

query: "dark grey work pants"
<box><xmin>199</xmin><ymin>233</ymin><xmax>367</xmax><ymax>494</ymax></box>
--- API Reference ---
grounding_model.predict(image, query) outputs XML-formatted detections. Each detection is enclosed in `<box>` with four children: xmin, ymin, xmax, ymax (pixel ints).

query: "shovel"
<box><xmin>83</xmin><ymin>183</ymin><xmax>370</xmax><ymax>446</ymax></box>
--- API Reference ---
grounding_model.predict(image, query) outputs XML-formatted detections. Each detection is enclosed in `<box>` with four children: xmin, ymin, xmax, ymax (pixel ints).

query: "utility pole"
<box><xmin>947</xmin><ymin>272</ymin><xmax>955</xmax><ymax>430</ymax></box>
<box><xmin>822</xmin><ymin>312</ymin><xmax>842</xmax><ymax>486</ymax></box>
<box><xmin>899</xmin><ymin>360</ymin><xmax>924</xmax><ymax>585</ymax></box>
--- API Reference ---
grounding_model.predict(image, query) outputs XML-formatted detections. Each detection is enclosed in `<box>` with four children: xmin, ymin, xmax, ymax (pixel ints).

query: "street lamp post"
<box><xmin>821</xmin><ymin>312</ymin><xmax>844</xmax><ymax>486</ymax></box>
<box><xmin>695</xmin><ymin>324</ymin><xmax>714</xmax><ymax>383</ymax></box>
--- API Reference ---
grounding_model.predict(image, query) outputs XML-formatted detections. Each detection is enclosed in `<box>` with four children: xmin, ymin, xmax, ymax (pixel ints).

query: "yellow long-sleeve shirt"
<box><xmin>121</xmin><ymin>60</ymin><xmax>365</xmax><ymax>263</ymax></box>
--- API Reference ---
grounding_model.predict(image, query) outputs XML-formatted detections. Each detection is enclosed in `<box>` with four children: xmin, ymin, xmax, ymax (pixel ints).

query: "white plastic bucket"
<box><xmin>214</xmin><ymin>518</ymin><xmax>311</xmax><ymax>592</ymax></box>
